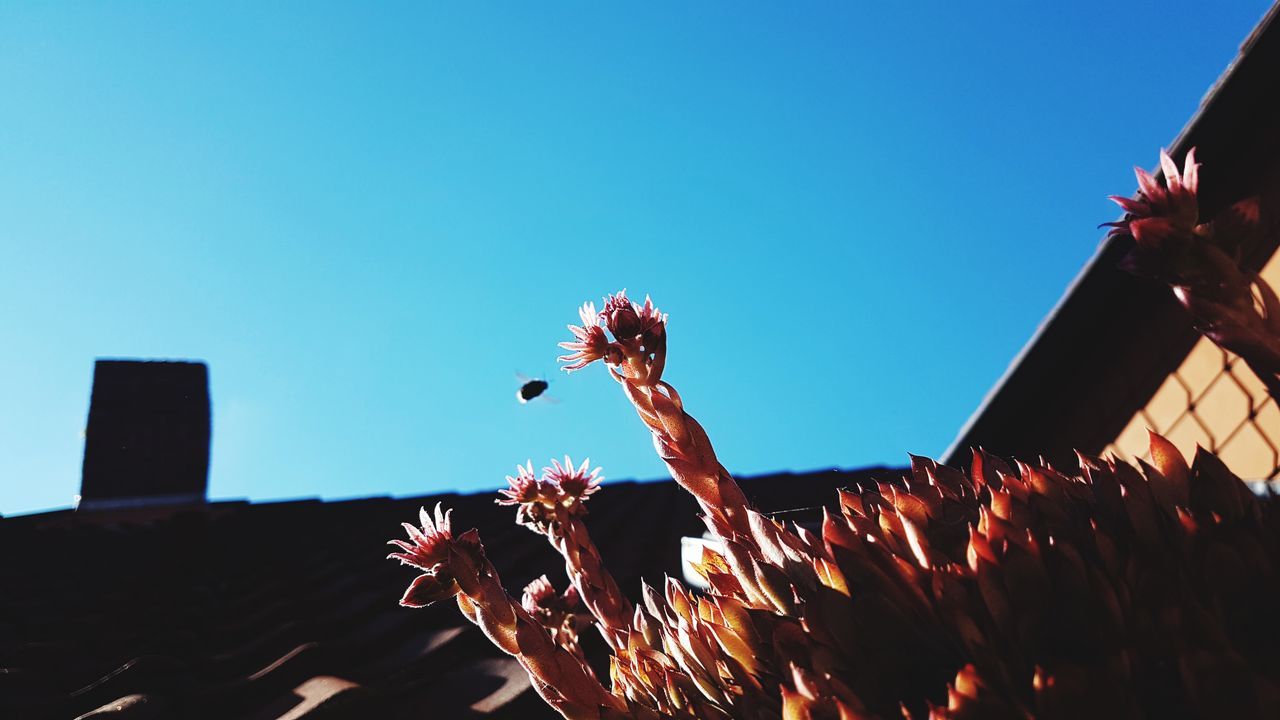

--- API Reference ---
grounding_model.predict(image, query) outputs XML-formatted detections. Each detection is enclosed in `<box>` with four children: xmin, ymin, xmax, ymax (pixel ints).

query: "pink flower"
<box><xmin>498</xmin><ymin>461</ymin><xmax>551</xmax><ymax>506</ymax></box>
<box><xmin>600</xmin><ymin>291</ymin><xmax>643</xmax><ymax>339</ymax></box>
<box><xmin>399</xmin><ymin>572</ymin><xmax>460</xmax><ymax>608</ymax></box>
<box><xmin>560</xmin><ymin>292</ymin><xmax>668</xmax><ymax>373</ymax></box>
<box><xmin>544</xmin><ymin>456</ymin><xmax>602</xmax><ymax>500</ymax></box>
<box><xmin>521</xmin><ymin>574</ymin><xmax>581</xmax><ymax>614</ymax></box>
<box><xmin>1105</xmin><ymin>148</ymin><xmax>1200</xmax><ymax>244</ymax></box>
<box><xmin>634</xmin><ymin>294</ymin><xmax>667</xmax><ymax>352</ymax></box>
<box><xmin>635</xmin><ymin>294</ymin><xmax>664</xmax><ymax>328</ymax></box>
<box><xmin>558</xmin><ymin>301</ymin><xmax>611</xmax><ymax>372</ymax></box>
<box><xmin>600</xmin><ymin>290</ymin><xmax>666</xmax><ymax>344</ymax></box>
<box><xmin>386</xmin><ymin>503</ymin><xmax>454</xmax><ymax>572</ymax></box>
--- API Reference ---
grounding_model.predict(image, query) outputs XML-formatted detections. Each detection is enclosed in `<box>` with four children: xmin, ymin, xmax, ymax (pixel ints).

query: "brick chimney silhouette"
<box><xmin>78</xmin><ymin>360</ymin><xmax>211</xmax><ymax>511</ymax></box>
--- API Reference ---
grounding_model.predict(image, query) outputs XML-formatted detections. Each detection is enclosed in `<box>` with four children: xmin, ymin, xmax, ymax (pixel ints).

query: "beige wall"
<box><xmin>1106</xmin><ymin>252</ymin><xmax>1280</xmax><ymax>480</ymax></box>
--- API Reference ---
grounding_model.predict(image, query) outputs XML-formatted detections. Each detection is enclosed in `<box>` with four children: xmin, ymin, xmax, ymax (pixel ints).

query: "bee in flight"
<box><xmin>516</xmin><ymin>374</ymin><xmax>552</xmax><ymax>404</ymax></box>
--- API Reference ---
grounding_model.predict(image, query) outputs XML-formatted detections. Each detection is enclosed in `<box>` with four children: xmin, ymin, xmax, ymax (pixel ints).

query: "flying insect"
<box><xmin>516</xmin><ymin>374</ymin><xmax>551</xmax><ymax>404</ymax></box>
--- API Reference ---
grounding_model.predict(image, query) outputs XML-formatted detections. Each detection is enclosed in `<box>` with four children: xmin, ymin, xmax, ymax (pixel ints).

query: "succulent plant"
<box><xmin>1107</xmin><ymin>148</ymin><xmax>1280</xmax><ymax>400</ymax></box>
<box><xmin>389</xmin><ymin>286</ymin><xmax>1280</xmax><ymax>718</ymax></box>
<box><xmin>387</xmin><ymin>151</ymin><xmax>1280</xmax><ymax>717</ymax></box>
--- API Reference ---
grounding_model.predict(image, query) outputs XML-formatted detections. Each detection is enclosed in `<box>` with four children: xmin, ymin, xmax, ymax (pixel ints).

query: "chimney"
<box><xmin>78</xmin><ymin>360</ymin><xmax>211</xmax><ymax>511</ymax></box>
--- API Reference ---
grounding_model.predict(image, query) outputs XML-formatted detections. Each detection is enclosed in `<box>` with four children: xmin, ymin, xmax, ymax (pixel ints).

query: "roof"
<box><xmin>0</xmin><ymin>466</ymin><xmax>898</xmax><ymax>720</ymax></box>
<box><xmin>944</xmin><ymin>2</ymin><xmax>1280</xmax><ymax>468</ymax></box>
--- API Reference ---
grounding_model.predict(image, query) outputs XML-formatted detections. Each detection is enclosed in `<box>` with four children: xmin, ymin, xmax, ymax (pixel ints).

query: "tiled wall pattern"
<box><xmin>1106</xmin><ymin>253</ymin><xmax>1280</xmax><ymax>480</ymax></box>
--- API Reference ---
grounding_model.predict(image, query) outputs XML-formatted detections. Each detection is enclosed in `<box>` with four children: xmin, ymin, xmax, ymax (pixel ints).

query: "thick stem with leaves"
<box><xmin>1109</xmin><ymin>148</ymin><xmax>1280</xmax><ymax>402</ymax></box>
<box><xmin>560</xmin><ymin>293</ymin><xmax>753</xmax><ymax>538</ymax></box>
<box><xmin>387</xmin><ymin>504</ymin><xmax>626</xmax><ymax>719</ymax></box>
<box><xmin>499</xmin><ymin>459</ymin><xmax>635</xmax><ymax>649</ymax></box>
<box><xmin>387</xmin><ymin>285</ymin><xmax>1280</xmax><ymax>718</ymax></box>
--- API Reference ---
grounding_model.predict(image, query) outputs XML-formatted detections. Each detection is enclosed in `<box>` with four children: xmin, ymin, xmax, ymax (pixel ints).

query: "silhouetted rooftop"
<box><xmin>0</xmin><ymin>466</ymin><xmax>898</xmax><ymax>719</ymax></box>
<box><xmin>946</xmin><ymin>2</ymin><xmax>1280</xmax><ymax>467</ymax></box>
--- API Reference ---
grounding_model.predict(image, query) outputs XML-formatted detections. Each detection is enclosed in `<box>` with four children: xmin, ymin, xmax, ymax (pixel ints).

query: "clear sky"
<box><xmin>0</xmin><ymin>2</ymin><xmax>1272</xmax><ymax>515</ymax></box>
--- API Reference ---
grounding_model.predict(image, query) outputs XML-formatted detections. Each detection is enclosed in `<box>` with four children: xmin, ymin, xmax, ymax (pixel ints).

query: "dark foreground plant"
<box><xmin>1106</xmin><ymin>148</ymin><xmax>1280</xmax><ymax>399</ymax></box>
<box><xmin>390</xmin><ymin>290</ymin><xmax>1280</xmax><ymax>718</ymax></box>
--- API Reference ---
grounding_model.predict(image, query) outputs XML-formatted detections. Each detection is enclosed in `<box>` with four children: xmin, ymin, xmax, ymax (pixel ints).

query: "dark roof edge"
<box><xmin>1</xmin><ymin>465</ymin><xmax>904</xmax><ymax>527</ymax></box>
<box><xmin>941</xmin><ymin>230</ymin><xmax>1121</xmax><ymax>463</ymax></box>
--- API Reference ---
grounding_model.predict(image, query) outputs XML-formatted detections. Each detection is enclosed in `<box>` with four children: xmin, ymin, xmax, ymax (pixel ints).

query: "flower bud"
<box><xmin>602</xmin><ymin>291</ymin><xmax>643</xmax><ymax>339</ymax></box>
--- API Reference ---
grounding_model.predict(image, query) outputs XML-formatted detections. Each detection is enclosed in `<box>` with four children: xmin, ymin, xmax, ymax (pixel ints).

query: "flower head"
<box><xmin>399</xmin><ymin>572</ymin><xmax>461</xmax><ymax>608</ymax></box>
<box><xmin>637</xmin><ymin>293</ymin><xmax>666</xmax><ymax>335</ymax></box>
<box><xmin>601</xmin><ymin>290</ymin><xmax>644</xmax><ymax>340</ymax></box>
<box><xmin>557</xmin><ymin>291</ymin><xmax>668</xmax><ymax>375</ymax></box>
<box><xmin>386</xmin><ymin>503</ymin><xmax>454</xmax><ymax>571</ymax></box>
<box><xmin>1105</xmin><ymin>148</ymin><xmax>1200</xmax><ymax>244</ymax></box>
<box><xmin>599</xmin><ymin>290</ymin><xmax>668</xmax><ymax>341</ymax></box>
<box><xmin>544</xmin><ymin>455</ymin><xmax>603</xmax><ymax>501</ymax></box>
<box><xmin>387</xmin><ymin>504</ymin><xmax>463</xmax><ymax>608</ymax></box>
<box><xmin>498</xmin><ymin>461</ymin><xmax>553</xmax><ymax>506</ymax></box>
<box><xmin>498</xmin><ymin>460</ymin><xmax>564</xmax><ymax>533</ymax></box>
<box><xmin>558</xmin><ymin>301</ymin><xmax>610</xmax><ymax>372</ymax></box>
<box><xmin>521</xmin><ymin>574</ymin><xmax>581</xmax><ymax>615</ymax></box>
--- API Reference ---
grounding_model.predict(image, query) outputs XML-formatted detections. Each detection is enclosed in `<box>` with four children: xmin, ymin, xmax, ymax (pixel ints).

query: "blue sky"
<box><xmin>0</xmin><ymin>2</ymin><xmax>1272</xmax><ymax>515</ymax></box>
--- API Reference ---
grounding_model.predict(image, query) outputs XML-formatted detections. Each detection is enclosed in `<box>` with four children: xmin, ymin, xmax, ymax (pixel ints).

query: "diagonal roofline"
<box><xmin>944</xmin><ymin>2</ymin><xmax>1280</xmax><ymax>467</ymax></box>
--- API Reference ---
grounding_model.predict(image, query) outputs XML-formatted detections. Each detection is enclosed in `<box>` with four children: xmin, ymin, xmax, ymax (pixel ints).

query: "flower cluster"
<box><xmin>558</xmin><ymin>301</ymin><xmax>612</xmax><ymax>371</ymax></box>
<box><xmin>558</xmin><ymin>291</ymin><xmax>667</xmax><ymax>383</ymax></box>
<box><xmin>1104</xmin><ymin>148</ymin><xmax>1201</xmax><ymax>244</ymax></box>
<box><xmin>386</xmin><ymin>504</ymin><xmax>463</xmax><ymax>608</ymax></box>
<box><xmin>497</xmin><ymin>457</ymin><xmax>603</xmax><ymax>533</ymax></box>
<box><xmin>496</xmin><ymin>461</ymin><xmax>546</xmax><ymax>506</ymax></box>
<box><xmin>1106</xmin><ymin>148</ymin><xmax>1280</xmax><ymax>400</ymax></box>
<box><xmin>547</xmin><ymin>455</ymin><xmax>604</xmax><ymax>501</ymax></box>
<box><xmin>395</xmin><ymin>433</ymin><xmax>1280</xmax><ymax>718</ymax></box>
<box><xmin>522</xmin><ymin>575</ymin><xmax>587</xmax><ymax>660</ymax></box>
<box><xmin>389</xmin><ymin>505</ymin><xmax>622</xmax><ymax>715</ymax></box>
<box><xmin>564</xmin><ymin>290</ymin><xmax>751</xmax><ymax>537</ymax></box>
<box><xmin>391</xmin><ymin>278</ymin><xmax>1280</xmax><ymax>718</ymax></box>
<box><xmin>499</xmin><ymin>457</ymin><xmax>632</xmax><ymax>650</ymax></box>
<box><xmin>522</xmin><ymin>574</ymin><xmax>582</xmax><ymax>616</ymax></box>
